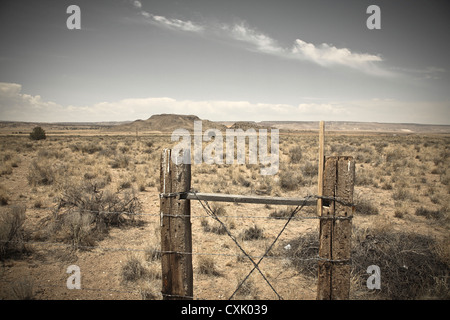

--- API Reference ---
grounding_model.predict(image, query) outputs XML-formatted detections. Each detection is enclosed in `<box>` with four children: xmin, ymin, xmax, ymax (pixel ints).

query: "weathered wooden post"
<box><xmin>317</xmin><ymin>121</ymin><xmax>325</xmax><ymax>217</ymax></box>
<box><xmin>317</xmin><ymin>156</ymin><xmax>355</xmax><ymax>300</ymax></box>
<box><xmin>160</xmin><ymin>148</ymin><xmax>193</xmax><ymax>300</ymax></box>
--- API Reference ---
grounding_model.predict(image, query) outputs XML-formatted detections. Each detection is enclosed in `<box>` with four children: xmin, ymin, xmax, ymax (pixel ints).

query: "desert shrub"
<box><xmin>145</xmin><ymin>141</ymin><xmax>154</xmax><ymax>148</ymax></box>
<box><xmin>284</xmin><ymin>227</ymin><xmax>450</xmax><ymax>299</ymax></box>
<box><xmin>121</xmin><ymin>255</ymin><xmax>148</xmax><ymax>282</ymax></box>
<box><xmin>80</xmin><ymin>143</ymin><xmax>103</xmax><ymax>154</ymax></box>
<box><xmin>211</xmin><ymin>203</ymin><xmax>226</xmax><ymax>216</ymax></box>
<box><xmin>330</xmin><ymin>143</ymin><xmax>355</xmax><ymax>154</ymax></box>
<box><xmin>37</xmin><ymin>149</ymin><xmax>64</xmax><ymax>159</ymax></box>
<box><xmin>235</xmin><ymin>173</ymin><xmax>251</xmax><ymax>188</ymax></box>
<box><xmin>119</xmin><ymin>179</ymin><xmax>132</xmax><ymax>189</ymax></box>
<box><xmin>139</xmin><ymin>284</ymin><xmax>160</xmax><ymax>300</ymax></box>
<box><xmin>197</xmin><ymin>256</ymin><xmax>221</xmax><ymax>276</ymax></box>
<box><xmin>201</xmin><ymin>219</ymin><xmax>227</xmax><ymax>235</ymax></box>
<box><xmin>352</xmin><ymin>228</ymin><xmax>450</xmax><ymax>299</ymax></box>
<box><xmin>282</xmin><ymin>231</ymin><xmax>319</xmax><ymax>277</ymax></box>
<box><xmin>10</xmin><ymin>279</ymin><xmax>35</xmax><ymax>300</ymax></box>
<box><xmin>0</xmin><ymin>163</ymin><xmax>13</xmax><ymax>176</ymax></box>
<box><xmin>373</xmin><ymin>142</ymin><xmax>388</xmax><ymax>153</ymax></box>
<box><xmin>254</xmin><ymin>177</ymin><xmax>273</xmax><ymax>195</ymax></box>
<box><xmin>386</xmin><ymin>150</ymin><xmax>405</xmax><ymax>163</ymax></box>
<box><xmin>440</xmin><ymin>171</ymin><xmax>450</xmax><ymax>186</ymax></box>
<box><xmin>110</xmin><ymin>154</ymin><xmax>130</xmax><ymax>168</ymax></box>
<box><xmin>240</xmin><ymin>224</ymin><xmax>264</xmax><ymax>241</ymax></box>
<box><xmin>27</xmin><ymin>159</ymin><xmax>65</xmax><ymax>186</ymax></box>
<box><xmin>0</xmin><ymin>185</ymin><xmax>9</xmax><ymax>205</ymax></box>
<box><xmin>119</xmin><ymin>145</ymin><xmax>129</xmax><ymax>154</ymax></box>
<box><xmin>234</xmin><ymin>276</ymin><xmax>258</xmax><ymax>299</ymax></box>
<box><xmin>392</xmin><ymin>188</ymin><xmax>412</xmax><ymax>201</ymax></box>
<box><xmin>269</xmin><ymin>207</ymin><xmax>296</xmax><ymax>219</ymax></box>
<box><xmin>0</xmin><ymin>206</ymin><xmax>27</xmax><ymax>258</ymax></box>
<box><xmin>42</xmin><ymin>180</ymin><xmax>142</xmax><ymax>247</ymax></box>
<box><xmin>356</xmin><ymin>150</ymin><xmax>372</xmax><ymax>164</ymax></box>
<box><xmin>29</xmin><ymin>126</ymin><xmax>46</xmax><ymax>140</ymax></box>
<box><xmin>60</xmin><ymin>211</ymin><xmax>96</xmax><ymax>248</ymax></box>
<box><xmin>355</xmin><ymin>198</ymin><xmax>379</xmax><ymax>215</ymax></box>
<box><xmin>83</xmin><ymin>172</ymin><xmax>97</xmax><ymax>180</ymax></box>
<box><xmin>355</xmin><ymin>170</ymin><xmax>374</xmax><ymax>186</ymax></box>
<box><xmin>57</xmin><ymin>180</ymin><xmax>141</xmax><ymax>228</ymax></box>
<box><xmin>289</xmin><ymin>146</ymin><xmax>303</xmax><ymax>164</ymax></box>
<box><xmin>394</xmin><ymin>208</ymin><xmax>407</xmax><ymax>219</ymax></box>
<box><xmin>415</xmin><ymin>207</ymin><xmax>445</xmax><ymax>220</ymax></box>
<box><xmin>381</xmin><ymin>181</ymin><xmax>393</xmax><ymax>190</ymax></box>
<box><xmin>301</xmin><ymin>161</ymin><xmax>318</xmax><ymax>178</ymax></box>
<box><xmin>145</xmin><ymin>243</ymin><xmax>161</xmax><ymax>262</ymax></box>
<box><xmin>98</xmin><ymin>145</ymin><xmax>117</xmax><ymax>157</ymax></box>
<box><xmin>1</xmin><ymin>153</ymin><xmax>20</xmax><ymax>175</ymax></box>
<box><xmin>279</xmin><ymin>170</ymin><xmax>303</xmax><ymax>191</ymax></box>
<box><xmin>69</xmin><ymin>143</ymin><xmax>81</xmax><ymax>152</ymax></box>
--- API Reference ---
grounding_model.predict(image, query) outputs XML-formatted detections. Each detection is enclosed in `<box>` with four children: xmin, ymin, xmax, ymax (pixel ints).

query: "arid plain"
<box><xmin>0</xmin><ymin>115</ymin><xmax>449</xmax><ymax>300</ymax></box>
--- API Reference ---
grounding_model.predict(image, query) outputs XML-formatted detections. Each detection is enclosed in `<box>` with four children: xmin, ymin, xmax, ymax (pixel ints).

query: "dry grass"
<box><xmin>34</xmin><ymin>178</ymin><xmax>143</xmax><ymax>248</ymax></box>
<box><xmin>240</xmin><ymin>224</ymin><xmax>265</xmax><ymax>241</ymax></box>
<box><xmin>197</xmin><ymin>256</ymin><xmax>221</xmax><ymax>276</ymax></box>
<box><xmin>121</xmin><ymin>254</ymin><xmax>149</xmax><ymax>282</ymax></box>
<box><xmin>0</xmin><ymin>205</ymin><xmax>27</xmax><ymax>259</ymax></box>
<box><xmin>0</xmin><ymin>184</ymin><xmax>9</xmax><ymax>205</ymax></box>
<box><xmin>351</xmin><ymin>224</ymin><xmax>450</xmax><ymax>299</ymax></box>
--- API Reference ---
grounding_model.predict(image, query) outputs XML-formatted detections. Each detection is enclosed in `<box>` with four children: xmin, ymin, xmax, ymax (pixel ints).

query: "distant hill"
<box><xmin>110</xmin><ymin>114</ymin><xmax>227</xmax><ymax>133</ymax></box>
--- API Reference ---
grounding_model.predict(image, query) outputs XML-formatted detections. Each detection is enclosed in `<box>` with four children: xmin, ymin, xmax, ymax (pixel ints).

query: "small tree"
<box><xmin>29</xmin><ymin>126</ymin><xmax>46</xmax><ymax>140</ymax></box>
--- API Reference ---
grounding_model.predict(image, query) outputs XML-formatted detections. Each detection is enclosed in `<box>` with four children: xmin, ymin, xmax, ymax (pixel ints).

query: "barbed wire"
<box><xmin>0</xmin><ymin>238</ymin><xmax>328</xmax><ymax>262</ymax></box>
<box><xmin>0</xmin><ymin>278</ymin><xmax>142</xmax><ymax>297</ymax></box>
<box><xmin>0</xmin><ymin>274</ymin><xmax>318</xmax><ymax>300</ymax></box>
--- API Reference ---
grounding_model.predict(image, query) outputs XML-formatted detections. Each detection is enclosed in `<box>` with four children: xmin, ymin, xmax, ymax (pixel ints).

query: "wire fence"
<box><xmin>0</xmin><ymin>192</ymin><xmax>351</xmax><ymax>300</ymax></box>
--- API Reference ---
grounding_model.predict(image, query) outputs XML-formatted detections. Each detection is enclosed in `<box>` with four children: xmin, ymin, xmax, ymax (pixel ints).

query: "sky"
<box><xmin>0</xmin><ymin>0</ymin><xmax>449</xmax><ymax>124</ymax></box>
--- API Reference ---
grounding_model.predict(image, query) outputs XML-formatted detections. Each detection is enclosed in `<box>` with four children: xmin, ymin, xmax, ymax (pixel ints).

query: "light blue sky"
<box><xmin>0</xmin><ymin>0</ymin><xmax>449</xmax><ymax>124</ymax></box>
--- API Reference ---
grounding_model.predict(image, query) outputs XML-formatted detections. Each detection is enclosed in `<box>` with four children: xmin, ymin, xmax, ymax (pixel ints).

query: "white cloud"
<box><xmin>221</xmin><ymin>22</ymin><xmax>390</xmax><ymax>76</ymax></box>
<box><xmin>0</xmin><ymin>82</ymin><xmax>21</xmax><ymax>97</ymax></box>
<box><xmin>0</xmin><ymin>82</ymin><xmax>65</xmax><ymax>122</ymax></box>
<box><xmin>224</xmin><ymin>22</ymin><xmax>282</xmax><ymax>54</ymax></box>
<box><xmin>1</xmin><ymin>82</ymin><xmax>448</xmax><ymax>124</ymax></box>
<box><xmin>151</xmin><ymin>14</ymin><xmax>204</xmax><ymax>32</ymax></box>
<box><xmin>291</xmin><ymin>39</ymin><xmax>382</xmax><ymax>68</ymax></box>
<box><xmin>132</xmin><ymin>1</ymin><xmax>142</xmax><ymax>9</ymax></box>
<box><xmin>129</xmin><ymin>1</ymin><xmax>204</xmax><ymax>33</ymax></box>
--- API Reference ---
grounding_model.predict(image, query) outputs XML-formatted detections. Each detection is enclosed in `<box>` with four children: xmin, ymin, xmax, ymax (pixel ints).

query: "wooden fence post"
<box><xmin>317</xmin><ymin>121</ymin><xmax>325</xmax><ymax>217</ymax></box>
<box><xmin>317</xmin><ymin>156</ymin><xmax>355</xmax><ymax>300</ymax></box>
<box><xmin>160</xmin><ymin>149</ymin><xmax>193</xmax><ymax>300</ymax></box>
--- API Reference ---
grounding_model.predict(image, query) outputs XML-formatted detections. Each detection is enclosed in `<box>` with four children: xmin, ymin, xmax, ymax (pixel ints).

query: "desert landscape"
<box><xmin>0</xmin><ymin>114</ymin><xmax>449</xmax><ymax>300</ymax></box>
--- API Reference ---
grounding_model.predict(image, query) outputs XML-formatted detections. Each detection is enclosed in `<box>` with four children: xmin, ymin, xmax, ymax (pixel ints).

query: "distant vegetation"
<box><xmin>29</xmin><ymin>126</ymin><xmax>46</xmax><ymax>140</ymax></box>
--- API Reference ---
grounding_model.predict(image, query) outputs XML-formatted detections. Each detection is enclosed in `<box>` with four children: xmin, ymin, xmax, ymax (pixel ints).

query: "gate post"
<box><xmin>160</xmin><ymin>149</ymin><xmax>193</xmax><ymax>300</ymax></box>
<box><xmin>317</xmin><ymin>156</ymin><xmax>355</xmax><ymax>300</ymax></box>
